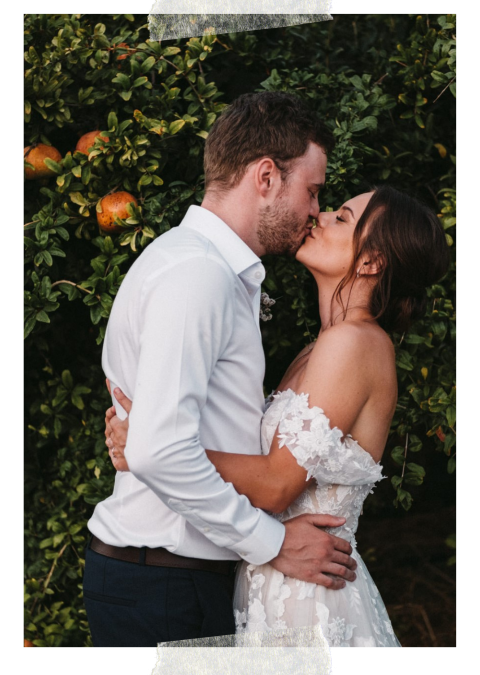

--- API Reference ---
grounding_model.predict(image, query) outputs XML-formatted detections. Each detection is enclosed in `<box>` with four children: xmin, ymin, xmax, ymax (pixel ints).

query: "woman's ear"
<box><xmin>358</xmin><ymin>252</ymin><xmax>385</xmax><ymax>277</ymax></box>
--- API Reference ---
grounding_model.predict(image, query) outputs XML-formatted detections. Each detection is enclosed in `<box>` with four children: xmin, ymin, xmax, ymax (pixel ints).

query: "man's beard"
<box><xmin>257</xmin><ymin>200</ymin><xmax>307</xmax><ymax>257</ymax></box>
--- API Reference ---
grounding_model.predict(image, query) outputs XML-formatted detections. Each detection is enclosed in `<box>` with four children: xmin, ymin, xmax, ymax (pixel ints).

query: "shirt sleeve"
<box><xmin>123</xmin><ymin>255</ymin><xmax>285</xmax><ymax>565</ymax></box>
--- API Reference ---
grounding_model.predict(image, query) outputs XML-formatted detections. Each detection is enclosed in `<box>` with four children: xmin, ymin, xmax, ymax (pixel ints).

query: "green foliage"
<box><xmin>24</xmin><ymin>14</ymin><xmax>455</xmax><ymax>645</ymax></box>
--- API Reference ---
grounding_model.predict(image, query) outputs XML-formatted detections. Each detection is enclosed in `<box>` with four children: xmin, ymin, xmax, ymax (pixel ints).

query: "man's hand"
<box><xmin>105</xmin><ymin>380</ymin><xmax>132</xmax><ymax>472</ymax></box>
<box><xmin>270</xmin><ymin>513</ymin><xmax>357</xmax><ymax>590</ymax></box>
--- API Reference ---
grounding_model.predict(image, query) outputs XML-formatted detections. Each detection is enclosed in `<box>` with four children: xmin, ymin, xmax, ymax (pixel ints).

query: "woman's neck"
<box><xmin>315</xmin><ymin>275</ymin><xmax>375</xmax><ymax>333</ymax></box>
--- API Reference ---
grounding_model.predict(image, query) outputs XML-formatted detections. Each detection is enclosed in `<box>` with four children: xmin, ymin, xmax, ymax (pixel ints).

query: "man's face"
<box><xmin>256</xmin><ymin>142</ymin><xmax>327</xmax><ymax>256</ymax></box>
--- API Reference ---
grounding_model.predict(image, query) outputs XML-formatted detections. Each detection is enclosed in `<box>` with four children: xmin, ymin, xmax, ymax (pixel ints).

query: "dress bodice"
<box><xmin>232</xmin><ymin>390</ymin><xmax>400</xmax><ymax>648</ymax></box>
<box><xmin>261</xmin><ymin>389</ymin><xmax>384</xmax><ymax>547</ymax></box>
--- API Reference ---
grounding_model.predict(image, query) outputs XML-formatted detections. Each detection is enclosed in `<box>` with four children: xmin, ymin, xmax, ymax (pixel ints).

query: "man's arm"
<box><xmin>122</xmin><ymin>255</ymin><xmax>285</xmax><ymax>565</ymax></box>
<box><xmin>106</xmin><ymin>382</ymin><xmax>357</xmax><ymax>588</ymax></box>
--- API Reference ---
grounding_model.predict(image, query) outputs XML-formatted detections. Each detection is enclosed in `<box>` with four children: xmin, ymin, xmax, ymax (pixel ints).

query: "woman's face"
<box><xmin>296</xmin><ymin>192</ymin><xmax>374</xmax><ymax>278</ymax></box>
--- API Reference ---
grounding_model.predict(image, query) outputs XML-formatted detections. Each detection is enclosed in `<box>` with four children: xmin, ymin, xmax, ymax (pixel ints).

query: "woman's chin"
<box><xmin>295</xmin><ymin>242</ymin><xmax>309</xmax><ymax>263</ymax></box>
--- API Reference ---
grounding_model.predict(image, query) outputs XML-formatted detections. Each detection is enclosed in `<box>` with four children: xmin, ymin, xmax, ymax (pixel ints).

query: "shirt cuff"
<box><xmin>228</xmin><ymin>511</ymin><xmax>286</xmax><ymax>565</ymax></box>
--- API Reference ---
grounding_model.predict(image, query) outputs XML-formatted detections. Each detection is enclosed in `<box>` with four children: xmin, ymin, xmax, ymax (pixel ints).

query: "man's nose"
<box><xmin>310</xmin><ymin>201</ymin><xmax>320</xmax><ymax>219</ymax></box>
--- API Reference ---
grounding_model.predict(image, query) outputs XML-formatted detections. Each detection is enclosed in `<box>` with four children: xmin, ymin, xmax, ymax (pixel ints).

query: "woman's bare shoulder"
<box><xmin>307</xmin><ymin>321</ymin><xmax>396</xmax><ymax>386</ymax></box>
<box><xmin>313</xmin><ymin>321</ymin><xmax>393</xmax><ymax>355</ymax></box>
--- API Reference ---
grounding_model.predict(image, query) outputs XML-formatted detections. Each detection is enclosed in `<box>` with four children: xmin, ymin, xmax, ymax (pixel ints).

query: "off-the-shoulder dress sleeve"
<box><xmin>275</xmin><ymin>390</ymin><xmax>384</xmax><ymax>486</ymax></box>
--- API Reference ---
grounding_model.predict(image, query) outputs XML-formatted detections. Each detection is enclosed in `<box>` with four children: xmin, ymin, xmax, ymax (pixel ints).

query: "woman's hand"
<box><xmin>105</xmin><ymin>379</ymin><xmax>133</xmax><ymax>472</ymax></box>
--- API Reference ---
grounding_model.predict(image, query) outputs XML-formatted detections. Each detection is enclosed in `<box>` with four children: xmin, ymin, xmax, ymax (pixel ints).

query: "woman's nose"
<box><xmin>316</xmin><ymin>212</ymin><xmax>327</xmax><ymax>228</ymax></box>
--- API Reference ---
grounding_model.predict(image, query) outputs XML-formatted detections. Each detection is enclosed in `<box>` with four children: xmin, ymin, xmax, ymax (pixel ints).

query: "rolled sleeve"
<box><xmin>124</xmin><ymin>255</ymin><xmax>285</xmax><ymax>565</ymax></box>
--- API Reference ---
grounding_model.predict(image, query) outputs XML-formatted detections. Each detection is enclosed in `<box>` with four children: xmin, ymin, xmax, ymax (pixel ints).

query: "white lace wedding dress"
<box><xmin>233</xmin><ymin>389</ymin><xmax>401</xmax><ymax>648</ymax></box>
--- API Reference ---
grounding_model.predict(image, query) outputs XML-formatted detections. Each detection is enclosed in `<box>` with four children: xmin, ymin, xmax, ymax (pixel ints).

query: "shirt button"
<box><xmin>255</xmin><ymin>272</ymin><xmax>262</xmax><ymax>279</ymax></box>
<box><xmin>203</xmin><ymin>526</ymin><xmax>210</xmax><ymax>533</ymax></box>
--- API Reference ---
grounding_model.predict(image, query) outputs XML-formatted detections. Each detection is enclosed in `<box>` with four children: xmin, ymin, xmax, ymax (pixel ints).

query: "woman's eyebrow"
<box><xmin>341</xmin><ymin>205</ymin><xmax>355</xmax><ymax>218</ymax></box>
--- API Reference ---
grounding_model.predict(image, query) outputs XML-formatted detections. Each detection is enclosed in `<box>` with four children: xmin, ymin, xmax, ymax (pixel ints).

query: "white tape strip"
<box><xmin>149</xmin><ymin>1</ymin><xmax>332</xmax><ymax>40</ymax></box>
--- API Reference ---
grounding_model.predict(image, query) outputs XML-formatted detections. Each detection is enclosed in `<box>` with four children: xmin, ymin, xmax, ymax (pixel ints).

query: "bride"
<box><xmin>103</xmin><ymin>186</ymin><xmax>449</xmax><ymax>647</ymax></box>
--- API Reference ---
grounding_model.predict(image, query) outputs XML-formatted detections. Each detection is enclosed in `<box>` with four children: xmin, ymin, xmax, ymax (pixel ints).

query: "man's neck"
<box><xmin>201</xmin><ymin>192</ymin><xmax>264</xmax><ymax>257</ymax></box>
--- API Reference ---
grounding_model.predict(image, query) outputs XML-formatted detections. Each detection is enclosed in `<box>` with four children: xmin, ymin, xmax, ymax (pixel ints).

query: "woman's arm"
<box><xmin>205</xmin><ymin>437</ymin><xmax>314</xmax><ymax>513</ymax></box>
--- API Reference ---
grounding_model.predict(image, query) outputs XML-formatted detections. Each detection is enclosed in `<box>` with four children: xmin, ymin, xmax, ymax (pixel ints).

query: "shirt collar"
<box><xmin>179</xmin><ymin>205</ymin><xmax>263</xmax><ymax>278</ymax></box>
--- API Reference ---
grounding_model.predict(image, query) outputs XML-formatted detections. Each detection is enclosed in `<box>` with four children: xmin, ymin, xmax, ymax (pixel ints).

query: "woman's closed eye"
<box><xmin>336</xmin><ymin>215</ymin><xmax>346</xmax><ymax>222</ymax></box>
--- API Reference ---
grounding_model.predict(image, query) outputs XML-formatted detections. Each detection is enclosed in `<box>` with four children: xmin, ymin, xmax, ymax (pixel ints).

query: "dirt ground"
<box><xmin>356</xmin><ymin>504</ymin><xmax>456</xmax><ymax>647</ymax></box>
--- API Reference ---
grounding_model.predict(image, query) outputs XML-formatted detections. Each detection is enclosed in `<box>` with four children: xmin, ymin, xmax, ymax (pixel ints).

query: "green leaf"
<box><xmin>118</xmin><ymin>119</ymin><xmax>133</xmax><ymax>134</ymax></box>
<box><xmin>43</xmin><ymin>158</ymin><xmax>62</xmax><ymax>175</ymax></box>
<box><xmin>396</xmin><ymin>351</ymin><xmax>414</xmax><ymax>371</ymax></box>
<box><xmin>133</xmin><ymin>76</ymin><xmax>148</xmax><ymax>88</ymax></box>
<box><xmin>90</xmin><ymin>304</ymin><xmax>103</xmax><ymax>325</ymax></box>
<box><xmin>391</xmin><ymin>475</ymin><xmax>402</xmax><ymax>489</ymax></box>
<box><xmin>163</xmin><ymin>47</ymin><xmax>181</xmax><ymax>56</ymax></box>
<box><xmin>446</xmin><ymin>406</ymin><xmax>456</xmax><ymax>428</ymax></box>
<box><xmin>137</xmin><ymin>173</ymin><xmax>152</xmax><ymax>188</ymax></box>
<box><xmin>53</xmin><ymin>533</ymin><xmax>66</xmax><ymax>547</ymax></box>
<box><xmin>169</xmin><ymin>119</ymin><xmax>186</xmax><ymax>135</ymax></box>
<box><xmin>107</xmin><ymin>112</ymin><xmax>118</xmax><ymax>131</ymax></box>
<box><xmin>71</xmin><ymin>393</ymin><xmax>85</xmax><ymax>410</ymax></box>
<box><xmin>62</xmin><ymin>370</ymin><xmax>74</xmax><ymax>389</ymax></box>
<box><xmin>70</xmin><ymin>192</ymin><xmax>88</xmax><ymax>206</ymax></box>
<box><xmin>36</xmin><ymin>310</ymin><xmax>50</xmax><ymax>323</ymax></box>
<box><xmin>141</xmin><ymin>56</ymin><xmax>156</xmax><ymax>73</ymax></box>
<box><xmin>81</xmin><ymin>165</ymin><xmax>91</xmax><ymax>185</ymax></box>
<box><xmin>404</xmin><ymin>333</ymin><xmax>424</xmax><ymax>344</ymax></box>
<box><xmin>409</xmin><ymin>435</ymin><xmax>423</xmax><ymax>453</ymax></box>
<box><xmin>391</xmin><ymin>446</ymin><xmax>405</xmax><ymax>466</ymax></box>
<box><xmin>405</xmin><ymin>474</ymin><xmax>423</xmax><ymax>486</ymax></box>
<box><xmin>396</xmin><ymin>489</ymin><xmax>413</xmax><ymax>511</ymax></box>
<box><xmin>414</xmin><ymin>114</ymin><xmax>425</xmax><ymax>129</ymax></box>
<box><xmin>445</xmin><ymin>533</ymin><xmax>456</xmax><ymax>549</ymax></box>
<box><xmin>447</xmin><ymin>456</ymin><xmax>456</xmax><ymax>474</ymax></box>
<box><xmin>112</xmin><ymin>73</ymin><xmax>130</xmax><ymax>89</ymax></box>
<box><xmin>406</xmin><ymin>462</ymin><xmax>426</xmax><ymax>477</ymax></box>
<box><xmin>24</xmin><ymin>315</ymin><xmax>37</xmax><ymax>339</ymax></box>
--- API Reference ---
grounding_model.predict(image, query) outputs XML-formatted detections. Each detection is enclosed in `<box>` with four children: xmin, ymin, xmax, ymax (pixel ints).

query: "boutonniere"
<box><xmin>260</xmin><ymin>292</ymin><xmax>276</xmax><ymax>322</ymax></box>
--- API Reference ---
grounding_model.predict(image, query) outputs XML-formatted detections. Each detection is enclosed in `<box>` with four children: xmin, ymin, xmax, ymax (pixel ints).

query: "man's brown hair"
<box><xmin>204</xmin><ymin>92</ymin><xmax>335</xmax><ymax>192</ymax></box>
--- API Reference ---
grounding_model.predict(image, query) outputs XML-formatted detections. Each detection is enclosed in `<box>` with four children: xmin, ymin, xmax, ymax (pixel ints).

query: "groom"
<box><xmin>83</xmin><ymin>92</ymin><xmax>357</xmax><ymax>647</ymax></box>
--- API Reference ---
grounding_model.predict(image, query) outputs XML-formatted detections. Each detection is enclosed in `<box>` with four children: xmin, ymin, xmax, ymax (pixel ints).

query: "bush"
<box><xmin>24</xmin><ymin>14</ymin><xmax>455</xmax><ymax>645</ymax></box>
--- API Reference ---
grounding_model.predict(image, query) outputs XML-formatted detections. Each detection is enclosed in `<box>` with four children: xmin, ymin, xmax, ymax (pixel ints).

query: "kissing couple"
<box><xmin>83</xmin><ymin>92</ymin><xmax>449</xmax><ymax>647</ymax></box>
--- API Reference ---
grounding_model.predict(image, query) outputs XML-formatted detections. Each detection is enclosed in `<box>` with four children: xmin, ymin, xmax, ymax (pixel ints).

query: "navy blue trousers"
<box><xmin>83</xmin><ymin>545</ymin><xmax>237</xmax><ymax>646</ymax></box>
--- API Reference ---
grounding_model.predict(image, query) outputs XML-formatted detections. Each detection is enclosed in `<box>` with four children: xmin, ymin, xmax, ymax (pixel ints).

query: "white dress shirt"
<box><xmin>88</xmin><ymin>205</ymin><xmax>286</xmax><ymax>564</ymax></box>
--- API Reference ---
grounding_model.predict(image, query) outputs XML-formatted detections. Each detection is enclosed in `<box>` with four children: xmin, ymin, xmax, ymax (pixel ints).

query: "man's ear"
<box><xmin>254</xmin><ymin>157</ymin><xmax>280</xmax><ymax>197</ymax></box>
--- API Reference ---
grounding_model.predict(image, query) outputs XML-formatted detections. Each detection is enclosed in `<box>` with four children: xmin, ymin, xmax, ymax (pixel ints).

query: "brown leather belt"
<box><xmin>90</xmin><ymin>535</ymin><xmax>237</xmax><ymax>576</ymax></box>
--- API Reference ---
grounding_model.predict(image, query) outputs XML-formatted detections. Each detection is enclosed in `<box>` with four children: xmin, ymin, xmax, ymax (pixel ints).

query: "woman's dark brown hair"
<box><xmin>204</xmin><ymin>92</ymin><xmax>334</xmax><ymax>192</ymax></box>
<box><xmin>335</xmin><ymin>186</ymin><xmax>451</xmax><ymax>333</ymax></box>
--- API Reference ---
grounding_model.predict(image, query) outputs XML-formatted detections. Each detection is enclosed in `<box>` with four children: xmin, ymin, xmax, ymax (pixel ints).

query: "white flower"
<box><xmin>246</xmin><ymin>598</ymin><xmax>267</xmax><ymax>626</ymax></box>
<box><xmin>260</xmin><ymin>292</ymin><xmax>276</xmax><ymax>321</ymax></box>
<box><xmin>325</xmin><ymin>616</ymin><xmax>357</xmax><ymax>647</ymax></box>
<box><xmin>296</xmin><ymin>580</ymin><xmax>316</xmax><ymax>600</ymax></box>
<box><xmin>272</xmin><ymin>583</ymin><xmax>291</xmax><ymax>618</ymax></box>
<box><xmin>251</xmin><ymin>573</ymin><xmax>265</xmax><ymax>591</ymax></box>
